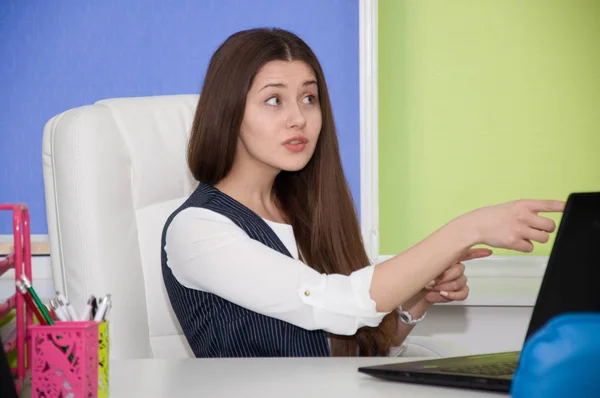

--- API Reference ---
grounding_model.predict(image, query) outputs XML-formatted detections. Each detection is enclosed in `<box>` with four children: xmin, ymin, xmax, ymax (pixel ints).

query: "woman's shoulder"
<box><xmin>170</xmin><ymin>207</ymin><xmax>236</xmax><ymax>230</ymax></box>
<box><xmin>166</xmin><ymin>205</ymin><xmax>300</xmax><ymax>260</ymax></box>
<box><xmin>165</xmin><ymin>207</ymin><xmax>241</xmax><ymax>251</ymax></box>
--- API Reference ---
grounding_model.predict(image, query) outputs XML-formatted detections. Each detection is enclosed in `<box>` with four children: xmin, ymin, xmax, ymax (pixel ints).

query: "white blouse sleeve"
<box><xmin>164</xmin><ymin>207</ymin><xmax>390</xmax><ymax>336</ymax></box>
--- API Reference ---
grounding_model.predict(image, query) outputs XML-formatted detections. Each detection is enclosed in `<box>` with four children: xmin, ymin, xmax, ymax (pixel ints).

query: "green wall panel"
<box><xmin>379</xmin><ymin>0</ymin><xmax>600</xmax><ymax>255</ymax></box>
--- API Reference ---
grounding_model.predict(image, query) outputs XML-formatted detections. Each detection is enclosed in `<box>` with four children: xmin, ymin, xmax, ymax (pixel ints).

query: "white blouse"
<box><xmin>164</xmin><ymin>207</ymin><xmax>391</xmax><ymax>337</ymax></box>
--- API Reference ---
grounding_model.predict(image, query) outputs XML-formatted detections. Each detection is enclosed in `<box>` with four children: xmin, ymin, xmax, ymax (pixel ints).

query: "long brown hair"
<box><xmin>187</xmin><ymin>28</ymin><xmax>400</xmax><ymax>356</ymax></box>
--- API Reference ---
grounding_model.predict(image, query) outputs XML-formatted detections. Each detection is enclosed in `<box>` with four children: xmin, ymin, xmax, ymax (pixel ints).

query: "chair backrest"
<box><xmin>42</xmin><ymin>95</ymin><xmax>199</xmax><ymax>359</ymax></box>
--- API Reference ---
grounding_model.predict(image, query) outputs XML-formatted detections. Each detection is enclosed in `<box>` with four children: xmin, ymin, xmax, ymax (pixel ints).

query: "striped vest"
<box><xmin>161</xmin><ymin>183</ymin><xmax>331</xmax><ymax>357</ymax></box>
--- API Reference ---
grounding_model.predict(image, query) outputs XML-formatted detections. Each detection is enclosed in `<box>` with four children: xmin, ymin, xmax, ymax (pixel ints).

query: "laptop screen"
<box><xmin>524</xmin><ymin>192</ymin><xmax>600</xmax><ymax>342</ymax></box>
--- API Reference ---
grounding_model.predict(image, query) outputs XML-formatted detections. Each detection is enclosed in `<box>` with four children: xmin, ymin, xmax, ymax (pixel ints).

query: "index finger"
<box><xmin>524</xmin><ymin>200</ymin><xmax>566</xmax><ymax>213</ymax></box>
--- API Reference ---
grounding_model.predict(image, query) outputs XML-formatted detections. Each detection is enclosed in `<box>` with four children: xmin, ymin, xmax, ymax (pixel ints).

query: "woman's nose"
<box><xmin>285</xmin><ymin>104</ymin><xmax>306</xmax><ymax>129</ymax></box>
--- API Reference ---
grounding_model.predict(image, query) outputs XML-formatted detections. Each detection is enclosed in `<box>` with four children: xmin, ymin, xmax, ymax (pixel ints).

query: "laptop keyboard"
<box><xmin>439</xmin><ymin>361</ymin><xmax>517</xmax><ymax>377</ymax></box>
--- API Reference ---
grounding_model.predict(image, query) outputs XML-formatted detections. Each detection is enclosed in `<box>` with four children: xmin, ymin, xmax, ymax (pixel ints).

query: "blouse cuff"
<box><xmin>296</xmin><ymin>264</ymin><xmax>390</xmax><ymax>320</ymax></box>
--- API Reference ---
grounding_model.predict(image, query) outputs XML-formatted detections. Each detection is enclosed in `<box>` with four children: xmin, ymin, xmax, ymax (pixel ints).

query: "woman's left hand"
<box><xmin>424</xmin><ymin>248</ymin><xmax>492</xmax><ymax>304</ymax></box>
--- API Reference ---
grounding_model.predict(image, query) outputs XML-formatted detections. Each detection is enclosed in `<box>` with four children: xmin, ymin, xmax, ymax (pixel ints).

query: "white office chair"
<box><xmin>41</xmin><ymin>94</ymin><xmax>468</xmax><ymax>359</ymax></box>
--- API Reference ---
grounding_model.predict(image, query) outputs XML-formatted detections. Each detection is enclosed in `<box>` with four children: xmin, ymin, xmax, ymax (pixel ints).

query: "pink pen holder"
<box><xmin>29</xmin><ymin>321</ymin><xmax>109</xmax><ymax>398</ymax></box>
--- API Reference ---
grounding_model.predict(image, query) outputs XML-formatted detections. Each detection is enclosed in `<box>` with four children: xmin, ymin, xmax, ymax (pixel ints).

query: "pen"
<box><xmin>93</xmin><ymin>295</ymin><xmax>111</xmax><ymax>322</ymax></box>
<box><xmin>55</xmin><ymin>296</ymin><xmax>70</xmax><ymax>320</ymax></box>
<box><xmin>80</xmin><ymin>296</ymin><xmax>94</xmax><ymax>321</ymax></box>
<box><xmin>50</xmin><ymin>298</ymin><xmax>70</xmax><ymax>322</ymax></box>
<box><xmin>47</xmin><ymin>307</ymin><xmax>56</xmax><ymax>321</ymax></box>
<box><xmin>103</xmin><ymin>296</ymin><xmax>112</xmax><ymax>321</ymax></box>
<box><xmin>91</xmin><ymin>295</ymin><xmax>98</xmax><ymax>318</ymax></box>
<box><xmin>20</xmin><ymin>275</ymin><xmax>54</xmax><ymax>325</ymax></box>
<box><xmin>15</xmin><ymin>280</ymin><xmax>48</xmax><ymax>325</ymax></box>
<box><xmin>57</xmin><ymin>292</ymin><xmax>79</xmax><ymax>321</ymax></box>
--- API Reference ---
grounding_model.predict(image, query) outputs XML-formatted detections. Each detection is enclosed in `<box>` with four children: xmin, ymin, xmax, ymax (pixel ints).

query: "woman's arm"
<box><xmin>371</xmin><ymin>221</ymin><xmax>473</xmax><ymax>313</ymax></box>
<box><xmin>166</xmin><ymin>199</ymin><xmax>564</xmax><ymax>336</ymax></box>
<box><xmin>165</xmin><ymin>208</ymin><xmax>390</xmax><ymax>336</ymax></box>
<box><xmin>370</xmin><ymin>199</ymin><xmax>565</xmax><ymax>312</ymax></box>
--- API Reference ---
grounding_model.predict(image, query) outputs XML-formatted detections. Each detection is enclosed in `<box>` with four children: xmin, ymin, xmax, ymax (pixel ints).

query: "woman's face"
<box><xmin>237</xmin><ymin>60</ymin><xmax>322</xmax><ymax>174</ymax></box>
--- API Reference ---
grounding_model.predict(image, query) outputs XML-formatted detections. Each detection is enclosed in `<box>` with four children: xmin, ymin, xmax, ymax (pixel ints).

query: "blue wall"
<box><xmin>0</xmin><ymin>0</ymin><xmax>360</xmax><ymax>234</ymax></box>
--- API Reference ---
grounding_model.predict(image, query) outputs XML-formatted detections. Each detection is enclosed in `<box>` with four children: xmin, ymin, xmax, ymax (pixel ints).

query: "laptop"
<box><xmin>358</xmin><ymin>192</ymin><xmax>600</xmax><ymax>393</ymax></box>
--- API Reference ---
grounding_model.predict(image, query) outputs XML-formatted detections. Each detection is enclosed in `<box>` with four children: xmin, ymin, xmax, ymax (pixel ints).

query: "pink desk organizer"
<box><xmin>0</xmin><ymin>203</ymin><xmax>33</xmax><ymax>394</ymax></box>
<box><xmin>29</xmin><ymin>321</ymin><xmax>100</xmax><ymax>398</ymax></box>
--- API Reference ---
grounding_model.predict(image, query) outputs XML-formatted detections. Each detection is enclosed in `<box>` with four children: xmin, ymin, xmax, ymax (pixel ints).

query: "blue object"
<box><xmin>511</xmin><ymin>313</ymin><xmax>600</xmax><ymax>398</ymax></box>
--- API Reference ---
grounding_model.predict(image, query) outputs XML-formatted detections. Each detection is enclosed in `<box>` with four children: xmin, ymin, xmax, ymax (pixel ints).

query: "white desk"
<box><xmin>109</xmin><ymin>357</ymin><xmax>507</xmax><ymax>397</ymax></box>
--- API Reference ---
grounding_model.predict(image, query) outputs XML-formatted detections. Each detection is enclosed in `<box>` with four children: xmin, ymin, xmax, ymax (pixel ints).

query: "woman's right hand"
<box><xmin>457</xmin><ymin>199</ymin><xmax>566</xmax><ymax>253</ymax></box>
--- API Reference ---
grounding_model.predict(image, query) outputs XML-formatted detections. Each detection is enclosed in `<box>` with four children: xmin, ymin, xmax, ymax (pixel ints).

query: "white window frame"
<box><xmin>358</xmin><ymin>0</ymin><xmax>380</xmax><ymax>264</ymax></box>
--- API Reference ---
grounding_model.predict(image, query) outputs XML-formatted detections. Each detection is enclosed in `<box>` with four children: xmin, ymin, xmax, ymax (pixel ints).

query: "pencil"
<box><xmin>15</xmin><ymin>280</ymin><xmax>48</xmax><ymax>325</ymax></box>
<box><xmin>20</xmin><ymin>275</ymin><xmax>54</xmax><ymax>326</ymax></box>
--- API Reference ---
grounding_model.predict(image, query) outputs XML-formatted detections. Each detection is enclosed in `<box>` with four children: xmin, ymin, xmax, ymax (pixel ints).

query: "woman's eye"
<box><xmin>303</xmin><ymin>95</ymin><xmax>316</xmax><ymax>104</ymax></box>
<box><xmin>266</xmin><ymin>97</ymin><xmax>280</xmax><ymax>106</ymax></box>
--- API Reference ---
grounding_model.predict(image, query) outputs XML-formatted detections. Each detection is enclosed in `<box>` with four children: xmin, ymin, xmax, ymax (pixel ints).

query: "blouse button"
<box><xmin>304</xmin><ymin>290</ymin><xmax>311</xmax><ymax>297</ymax></box>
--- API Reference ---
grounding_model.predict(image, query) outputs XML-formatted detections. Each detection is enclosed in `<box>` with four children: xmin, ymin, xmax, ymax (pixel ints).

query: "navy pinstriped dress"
<box><xmin>161</xmin><ymin>183</ymin><xmax>331</xmax><ymax>357</ymax></box>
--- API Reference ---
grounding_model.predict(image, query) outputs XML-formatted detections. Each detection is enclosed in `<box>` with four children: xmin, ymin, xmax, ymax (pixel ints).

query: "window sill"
<box><xmin>0</xmin><ymin>255</ymin><xmax>53</xmax><ymax>301</ymax></box>
<box><xmin>377</xmin><ymin>255</ymin><xmax>547</xmax><ymax>307</ymax></box>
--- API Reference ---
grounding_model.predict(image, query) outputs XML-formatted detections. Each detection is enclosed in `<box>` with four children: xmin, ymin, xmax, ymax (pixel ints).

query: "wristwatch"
<box><xmin>397</xmin><ymin>305</ymin><xmax>427</xmax><ymax>325</ymax></box>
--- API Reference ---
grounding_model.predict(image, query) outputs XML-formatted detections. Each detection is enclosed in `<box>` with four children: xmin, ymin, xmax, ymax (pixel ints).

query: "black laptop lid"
<box><xmin>524</xmin><ymin>192</ymin><xmax>600</xmax><ymax>343</ymax></box>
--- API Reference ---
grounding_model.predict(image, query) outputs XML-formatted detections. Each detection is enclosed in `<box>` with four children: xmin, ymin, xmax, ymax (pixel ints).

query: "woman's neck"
<box><xmin>215</xmin><ymin>163</ymin><xmax>286</xmax><ymax>224</ymax></box>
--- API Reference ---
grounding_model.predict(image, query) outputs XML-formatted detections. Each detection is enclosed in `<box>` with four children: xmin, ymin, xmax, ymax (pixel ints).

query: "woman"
<box><xmin>161</xmin><ymin>28</ymin><xmax>564</xmax><ymax>358</ymax></box>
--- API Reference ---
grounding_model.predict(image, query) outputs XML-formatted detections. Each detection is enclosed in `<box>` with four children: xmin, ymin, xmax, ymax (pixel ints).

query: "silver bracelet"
<box><xmin>397</xmin><ymin>305</ymin><xmax>427</xmax><ymax>325</ymax></box>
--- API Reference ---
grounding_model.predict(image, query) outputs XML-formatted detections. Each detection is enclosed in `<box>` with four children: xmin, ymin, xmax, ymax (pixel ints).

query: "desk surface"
<box><xmin>109</xmin><ymin>357</ymin><xmax>507</xmax><ymax>397</ymax></box>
